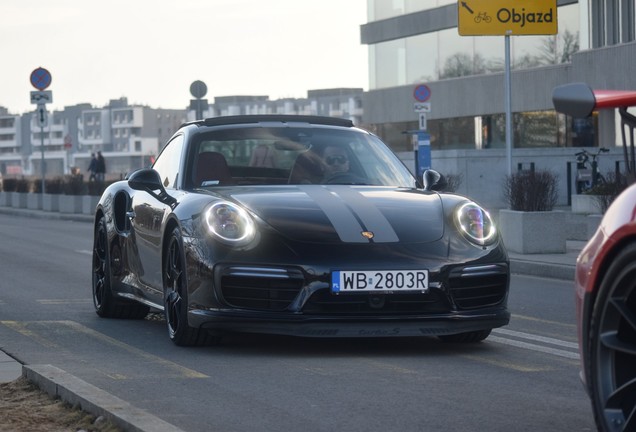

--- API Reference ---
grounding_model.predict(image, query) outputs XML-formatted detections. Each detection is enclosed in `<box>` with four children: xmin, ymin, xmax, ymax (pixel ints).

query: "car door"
<box><xmin>131</xmin><ymin>134</ymin><xmax>184</xmax><ymax>294</ymax></box>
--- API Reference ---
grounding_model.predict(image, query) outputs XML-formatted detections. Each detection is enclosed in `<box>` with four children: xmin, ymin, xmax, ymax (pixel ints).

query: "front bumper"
<box><xmin>190</xmin><ymin>308</ymin><xmax>510</xmax><ymax>338</ymax></box>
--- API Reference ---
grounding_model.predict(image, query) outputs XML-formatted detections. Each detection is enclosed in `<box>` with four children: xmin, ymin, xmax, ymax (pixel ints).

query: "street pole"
<box><xmin>29</xmin><ymin>67</ymin><xmax>53</xmax><ymax>194</ymax></box>
<box><xmin>37</xmin><ymin>105</ymin><xmax>46</xmax><ymax>194</ymax></box>
<box><xmin>505</xmin><ymin>33</ymin><xmax>513</xmax><ymax>179</ymax></box>
<box><xmin>40</xmin><ymin>124</ymin><xmax>45</xmax><ymax>194</ymax></box>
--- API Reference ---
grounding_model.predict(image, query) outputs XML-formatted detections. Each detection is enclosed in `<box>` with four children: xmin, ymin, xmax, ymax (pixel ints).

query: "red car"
<box><xmin>553</xmin><ymin>83</ymin><xmax>636</xmax><ymax>431</ymax></box>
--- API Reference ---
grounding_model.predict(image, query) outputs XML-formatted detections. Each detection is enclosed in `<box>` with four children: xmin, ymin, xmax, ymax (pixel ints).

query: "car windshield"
<box><xmin>188</xmin><ymin>126</ymin><xmax>416</xmax><ymax>188</ymax></box>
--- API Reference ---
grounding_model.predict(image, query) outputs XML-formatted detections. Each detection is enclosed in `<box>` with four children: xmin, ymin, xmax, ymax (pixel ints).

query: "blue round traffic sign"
<box><xmin>413</xmin><ymin>84</ymin><xmax>431</xmax><ymax>102</ymax></box>
<box><xmin>30</xmin><ymin>67</ymin><xmax>52</xmax><ymax>91</ymax></box>
<box><xmin>190</xmin><ymin>80</ymin><xmax>207</xmax><ymax>98</ymax></box>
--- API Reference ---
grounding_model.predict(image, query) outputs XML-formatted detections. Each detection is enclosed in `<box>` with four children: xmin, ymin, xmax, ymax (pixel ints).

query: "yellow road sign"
<box><xmin>458</xmin><ymin>0</ymin><xmax>557</xmax><ymax>36</ymax></box>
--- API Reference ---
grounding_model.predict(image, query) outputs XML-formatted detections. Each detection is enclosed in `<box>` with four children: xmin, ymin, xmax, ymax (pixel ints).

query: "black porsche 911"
<box><xmin>92</xmin><ymin>115</ymin><xmax>510</xmax><ymax>346</ymax></box>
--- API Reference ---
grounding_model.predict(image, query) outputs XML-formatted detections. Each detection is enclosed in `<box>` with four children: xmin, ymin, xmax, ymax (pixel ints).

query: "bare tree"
<box><xmin>559</xmin><ymin>30</ymin><xmax>579</xmax><ymax>63</ymax></box>
<box><xmin>538</xmin><ymin>30</ymin><xmax>579</xmax><ymax>65</ymax></box>
<box><xmin>438</xmin><ymin>31</ymin><xmax>579</xmax><ymax>80</ymax></box>
<box><xmin>439</xmin><ymin>53</ymin><xmax>502</xmax><ymax>79</ymax></box>
<box><xmin>439</xmin><ymin>53</ymin><xmax>475</xmax><ymax>79</ymax></box>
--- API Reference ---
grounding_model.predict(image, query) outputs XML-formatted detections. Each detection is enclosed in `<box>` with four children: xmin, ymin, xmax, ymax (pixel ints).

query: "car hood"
<box><xmin>219</xmin><ymin>185</ymin><xmax>445</xmax><ymax>244</ymax></box>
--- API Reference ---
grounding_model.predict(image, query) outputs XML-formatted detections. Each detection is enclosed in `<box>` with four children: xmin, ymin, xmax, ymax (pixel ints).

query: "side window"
<box><xmin>153</xmin><ymin>135</ymin><xmax>184</xmax><ymax>189</ymax></box>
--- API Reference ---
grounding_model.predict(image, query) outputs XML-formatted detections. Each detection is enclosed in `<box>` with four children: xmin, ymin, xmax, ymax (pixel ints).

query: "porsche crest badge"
<box><xmin>361</xmin><ymin>231</ymin><xmax>374</xmax><ymax>239</ymax></box>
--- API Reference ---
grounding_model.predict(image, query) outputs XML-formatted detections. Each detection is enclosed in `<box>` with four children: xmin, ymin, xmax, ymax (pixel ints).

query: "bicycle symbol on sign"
<box><xmin>474</xmin><ymin>11</ymin><xmax>492</xmax><ymax>23</ymax></box>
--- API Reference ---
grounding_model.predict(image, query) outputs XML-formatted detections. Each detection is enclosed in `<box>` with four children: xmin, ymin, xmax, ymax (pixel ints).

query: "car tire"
<box><xmin>589</xmin><ymin>242</ymin><xmax>636</xmax><ymax>431</ymax></box>
<box><xmin>92</xmin><ymin>215</ymin><xmax>149</xmax><ymax>319</ymax></box>
<box><xmin>438</xmin><ymin>329</ymin><xmax>491</xmax><ymax>343</ymax></box>
<box><xmin>164</xmin><ymin>228</ymin><xmax>219</xmax><ymax>346</ymax></box>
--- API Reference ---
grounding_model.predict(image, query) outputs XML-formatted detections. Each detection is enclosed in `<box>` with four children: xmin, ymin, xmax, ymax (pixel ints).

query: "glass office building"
<box><xmin>360</xmin><ymin>0</ymin><xmax>636</xmax><ymax>207</ymax></box>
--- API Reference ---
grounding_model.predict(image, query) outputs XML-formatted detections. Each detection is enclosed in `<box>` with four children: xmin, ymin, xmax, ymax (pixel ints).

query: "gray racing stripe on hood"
<box><xmin>299</xmin><ymin>185</ymin><xmax>368</xmax><ymax>243</ymax></box>
<box><xmin>327</xmin><ymin>185</ymin><xmax>399</xmax><ymax>242</ymax></box>
<box><xmin>299</xmin><ymin>185</ymin><xmax>399</xmax><ymax>243</ymax></box>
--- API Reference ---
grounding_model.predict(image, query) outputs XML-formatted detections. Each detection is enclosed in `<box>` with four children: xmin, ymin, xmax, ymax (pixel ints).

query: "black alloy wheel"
<box><xmin>589</xmin><ymin>243</ymin><xmax>636</xmax><ymax>431</ymax></box>
<box><xmin>164</xmin><ymin>228</ymin><xmax>218</xmax><ymax>346</ymax></box>
<box><xmin>92</xmin><ymin>215</ymin><xmax>148</xmax><ymax>319</ymax></box>
<box><xmin>92</xmin><ymin>216</ymin><xmax>114</xmax><ymax>317</ymax></box>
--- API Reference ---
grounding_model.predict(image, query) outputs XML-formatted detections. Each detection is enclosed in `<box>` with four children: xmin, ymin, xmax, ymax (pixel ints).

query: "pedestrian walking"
<box><xmin>87</xmin><ymin>153</ymin><xmax>97</xmax><ymax>182</ymax></box>
<box><xmin>96</xmin><ymin>151</ymin><xmax>106</xmax><ymax>183</ymax></box>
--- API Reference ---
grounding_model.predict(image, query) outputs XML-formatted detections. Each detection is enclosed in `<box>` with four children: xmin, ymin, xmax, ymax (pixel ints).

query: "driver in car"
<box><xmin>321</xmin><ymin>145</ymin><xmax>350</xmax><ymax>179</ymax></box>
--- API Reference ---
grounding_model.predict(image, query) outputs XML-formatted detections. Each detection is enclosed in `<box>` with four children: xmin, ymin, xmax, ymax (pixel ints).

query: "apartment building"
<box><xmin>0</xmin><ymin>88</ymin><xmax>363</xmax><ymax>180</ymax></box>
<box><xmin>0</xmin><ymin>100</ymin><xmax>185</xmax><ymax>179</ymax></box>
<box><xmin>193</xmin><ymin>88</ymin><xmax>364</xmax><ymax>125</ymax></box>
<box><xmin>0</xmin><ymin>107</ymin><xmax>23</xmax><ymax>176</ymax></box>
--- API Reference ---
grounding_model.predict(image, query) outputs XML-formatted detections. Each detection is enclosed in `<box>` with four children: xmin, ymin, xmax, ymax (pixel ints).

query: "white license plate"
<box><xmin>331</xmin><ymin>270</ymin><xmax>429</xmax><ymax>293</ymax></box>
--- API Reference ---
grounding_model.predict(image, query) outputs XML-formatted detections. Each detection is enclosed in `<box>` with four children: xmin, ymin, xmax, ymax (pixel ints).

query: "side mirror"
<box><xmin>422</xmin><ymin>169</ymin><xmax>447</xmax><ymax>191</ymax></box>
<box><xmin>128</xmin><ymin>168</ymin><xmax>162</xmax><ymax>191</ymax></box>
<box><xmin>128</xmin><ymin>168</ymin><xmax>177</xmax><ymax>207</ymax></box>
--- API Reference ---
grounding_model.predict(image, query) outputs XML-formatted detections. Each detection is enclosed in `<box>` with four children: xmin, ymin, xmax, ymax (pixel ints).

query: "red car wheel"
<box><xmin>589</xmin><ymin>242</ymin><xmax>636</xmax><ymax>431</ymax></box>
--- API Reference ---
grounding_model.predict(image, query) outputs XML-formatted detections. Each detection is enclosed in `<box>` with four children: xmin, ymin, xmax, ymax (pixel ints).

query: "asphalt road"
<box><xmin>0</xmin><ymin>213</ymin><xmax>595</xmax><ymax>431</ymax></box>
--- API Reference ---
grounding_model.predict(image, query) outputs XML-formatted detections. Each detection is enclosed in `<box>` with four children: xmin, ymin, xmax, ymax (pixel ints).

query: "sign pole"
<box><xmin>457</xmin><ymin>1</ymin><xmax>558</xmax><ymax>184</ymax></box>
<box><xmin>412</xmin><ymin>84</ymin><xmax>432</xmax><ymax>180</ymax></box>
<box><xmin>40</xmin><ymin>122</ymin><xmax>45</xmax><ymax>194</ymax></box>
<box><xmin>190</xmin><ymin>80</ymin><xmax>208</xmax><ymax>120</ymax></box>
<box><xmin>36</xmin><ymin>104</ymin><xmax>47</xmax><ymax>194</ymax></box>
<box><xmin>30</xmin><ymin>67</ymin><xmax>53</xmax><ymax>194</ymax></box>
<box><xmin>505</xmin><ymin>34</ymin><xmax>512</xmax><ymax>178</ymax></box>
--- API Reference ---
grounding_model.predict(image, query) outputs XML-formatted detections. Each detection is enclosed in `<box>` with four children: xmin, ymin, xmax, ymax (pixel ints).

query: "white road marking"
<box><xmin>37</xmin><ymin>299</ymin><xmax>92</xmax><ymax>305</ymax></box>
<box><xmin>493</xmin><ymin>328</ymin><xmax>579</xmax><ymax>349</ymax></box>
<box><xmin>490</xmin><ymin>328</ymin><xmax>579</xmax><ymax>360</ymax></box>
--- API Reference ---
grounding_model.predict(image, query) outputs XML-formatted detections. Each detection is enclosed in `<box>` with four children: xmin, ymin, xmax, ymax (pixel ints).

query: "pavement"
<box><xmin>0</xmin><ymin>205</ymin><xmax>583</xmax><ymax>431</ymax></box>
<box><xmin>508</xmin><ymin>239</ymin><xmax>583</xmax><ymax>281</ymax></box>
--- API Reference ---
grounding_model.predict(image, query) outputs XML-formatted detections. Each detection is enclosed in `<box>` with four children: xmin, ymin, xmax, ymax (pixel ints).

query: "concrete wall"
<box><xmin>398</xmin><ymin>147</ymin><xmax>625</xmax><ymax>210</ymax></box>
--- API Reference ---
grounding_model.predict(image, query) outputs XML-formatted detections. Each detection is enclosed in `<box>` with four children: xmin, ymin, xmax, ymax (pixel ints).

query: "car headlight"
<box><xmin>455</xmin><ymin>202</ymin><xmax>496</xmax><ymax>245</ymax></box>
<box><xmin>204</xmin><ymin>202</ymin><xmax>256</xmax><ymax>246</ymax></box>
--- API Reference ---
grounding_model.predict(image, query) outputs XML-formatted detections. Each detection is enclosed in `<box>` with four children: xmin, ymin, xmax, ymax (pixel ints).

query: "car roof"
<box><xmin>180</xmin><ymin>115</ymin><xmax>354</xmax><ymax>129</ymax></box>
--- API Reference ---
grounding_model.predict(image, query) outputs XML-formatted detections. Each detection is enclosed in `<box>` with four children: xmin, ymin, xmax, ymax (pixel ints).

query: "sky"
<box><xmin>1</xmin><ymin>0</ymin><xmax>369</xmax><ymax>114</ymax></box>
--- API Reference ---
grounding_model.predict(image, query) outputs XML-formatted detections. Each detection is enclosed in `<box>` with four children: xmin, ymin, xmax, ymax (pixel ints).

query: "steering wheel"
<box><xmin>323</xmin><ymin>172</ymin><xmax>367</xmax><ymax>185</ymax></box>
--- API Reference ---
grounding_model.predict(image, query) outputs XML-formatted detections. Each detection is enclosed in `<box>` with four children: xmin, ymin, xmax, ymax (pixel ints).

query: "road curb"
<box><xmin>510</xmin><ymin>259</ymin><xmax>575</xmax><ymax>281</ymax></box>
<box><xmin>23</xmin><ymin>364</ymin><xmax>185</xmax><ymax>432</ymax></box>
<box><xmin>0</xmin><ymin>206</ymin><xmax>93</xmax><ymax>223</ymax></box>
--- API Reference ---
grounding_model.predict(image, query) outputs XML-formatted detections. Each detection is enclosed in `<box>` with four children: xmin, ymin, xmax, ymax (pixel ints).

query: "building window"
<box><xmin>369</xmin><ymin>4</ymin><xmax>580</xmax><ymax>90</ymax></box>
<box><xmin>592</xmin><ymin>0</ymin><xmax>636</xmax><ymax>47</ymax></box>
<box><xmin>0</xmin><ymin>118</ymin><xmax>15</xmax><ymax>128</ymax></box>
<box><xmin>368</xmin><ymin>0</ymin><xmax>452</xmax><ymax>21</ymax></box>
<box><xmin>373</xmin><ymin>110</ymin><xmax>569</xmax><ymax>152</ymax></box>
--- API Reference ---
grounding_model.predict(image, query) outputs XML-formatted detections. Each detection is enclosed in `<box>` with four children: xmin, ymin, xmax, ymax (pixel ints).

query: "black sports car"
<box><xmin>92</xmin><ymin>115</ymin><xmax>510</xmax><ymax>346</ymax></box>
